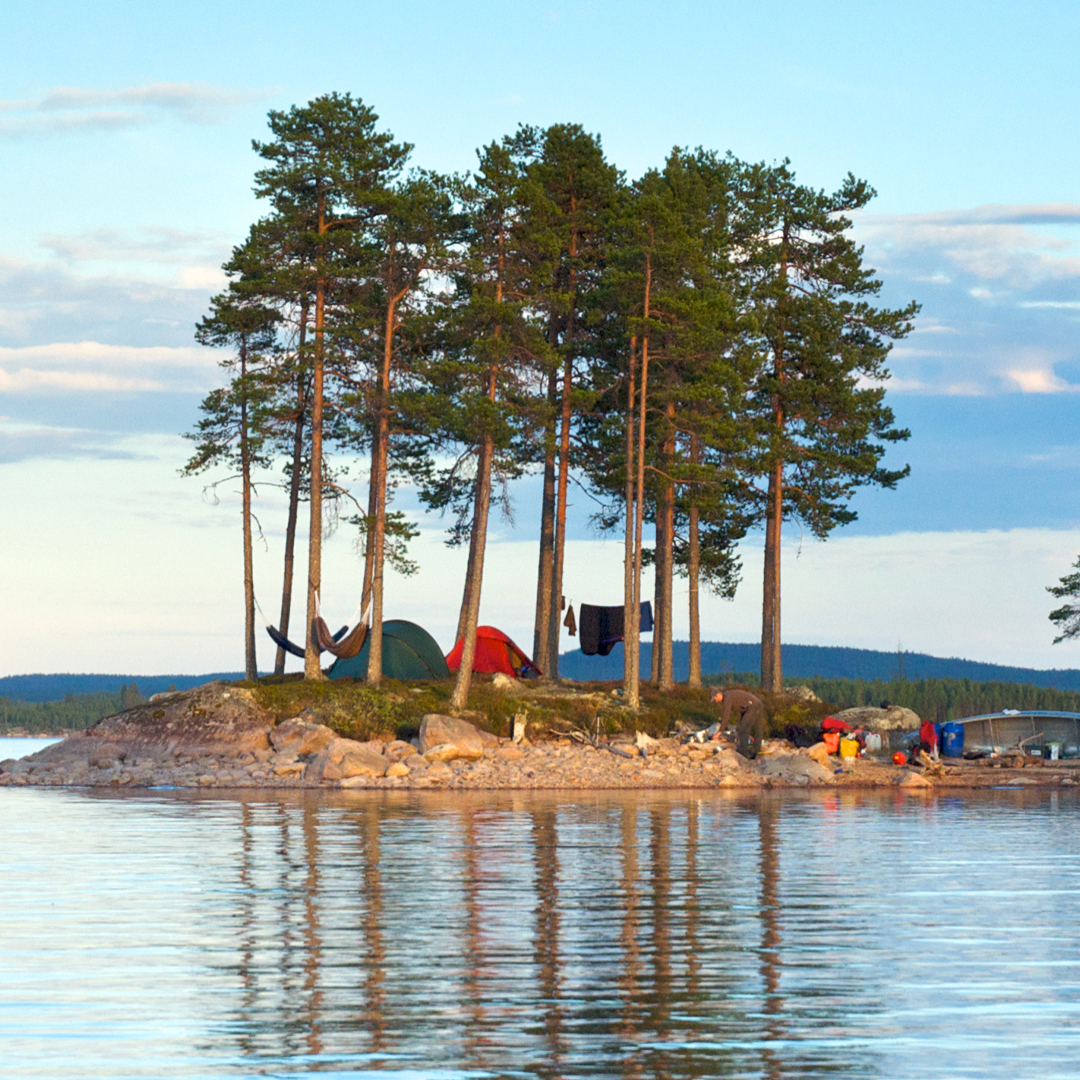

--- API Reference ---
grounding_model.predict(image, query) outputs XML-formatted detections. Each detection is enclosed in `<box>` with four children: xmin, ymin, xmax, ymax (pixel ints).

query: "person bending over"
<box><xmin>711</xmin><ymin>688</ymin><xmax>765</xmax><ymax>760</ymax></box>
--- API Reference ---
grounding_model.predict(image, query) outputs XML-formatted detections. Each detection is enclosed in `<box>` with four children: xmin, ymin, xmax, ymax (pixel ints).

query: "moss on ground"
<box><xmin>236</xmin><ymin>673</ymin><xmax>840</xmax><ymax>743</ymax></box>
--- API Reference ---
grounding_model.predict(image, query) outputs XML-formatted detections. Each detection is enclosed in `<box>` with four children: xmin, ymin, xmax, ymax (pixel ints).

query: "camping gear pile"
<box><xmin>784</xmin><ymin>716</ymin><xmax>879</xmax><ymax>760</ymax></box>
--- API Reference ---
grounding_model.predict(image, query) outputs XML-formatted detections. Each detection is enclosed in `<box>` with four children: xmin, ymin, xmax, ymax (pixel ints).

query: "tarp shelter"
<box><xmin>445</xmin><ymin>626</ymin><xmax>538</xmax><ymax>677</ymax></box>
<box><xmin>329</xmin><ymin>620</ymin><xmax>450</xmax><ymax>681</ymax></box>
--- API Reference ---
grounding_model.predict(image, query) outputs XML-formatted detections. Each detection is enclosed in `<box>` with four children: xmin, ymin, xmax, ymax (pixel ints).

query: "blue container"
<box><xmin>941</xmin><ymin>722</ymin><xmax>965</xmax><ymax>758</ymax></box>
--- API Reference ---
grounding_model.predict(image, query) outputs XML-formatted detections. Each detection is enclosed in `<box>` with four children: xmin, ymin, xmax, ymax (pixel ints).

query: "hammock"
<box><xmin>313</xmin><ymin>615</ymin><xmax>369</xmax><ymax>659</ymax></box>
<box><xmin>265</xmin><ymin>620</ymin><xmax>348</xmax><ymax>659</ymax></box>
<box><xmin>259</xmin><ymin>592</ymin><xmax>370</xmax><ymax>660</ymax></box>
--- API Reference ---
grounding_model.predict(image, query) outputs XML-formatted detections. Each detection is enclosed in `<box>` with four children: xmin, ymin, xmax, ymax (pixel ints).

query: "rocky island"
<box><xmin>2</xmin><ymin>679</ymin><xmax>1076</xmax><ymax>793</ymax></box>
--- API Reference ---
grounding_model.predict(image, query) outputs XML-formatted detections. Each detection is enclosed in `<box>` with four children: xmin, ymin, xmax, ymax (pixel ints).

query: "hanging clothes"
<box><xmin>579</xmin><ymin>602</ymin><xmax>654</xmax><ymax>656</ymax></box>
<box><xmin>563</xmin><ymin>603</ymin><xmax>577</xmax><ymax>637</ymax></box>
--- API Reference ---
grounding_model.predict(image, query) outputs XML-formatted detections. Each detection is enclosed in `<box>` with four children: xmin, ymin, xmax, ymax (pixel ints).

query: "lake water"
<box><xmin>2</xmin><ymin>786</ymin><xmax>1080</xmax><ymax>1079</ymax></box>
<box><xmin>1</xmin><ymin>736</ymin><xmax>63</xmax><ymax>760</ymax></box>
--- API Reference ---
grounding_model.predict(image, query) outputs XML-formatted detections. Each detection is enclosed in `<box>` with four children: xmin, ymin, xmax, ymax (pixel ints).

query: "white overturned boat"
<box><xmin>956</xmin><ymin>711</ymin><xmax>1080</xmax><ymax>757</ymax></box>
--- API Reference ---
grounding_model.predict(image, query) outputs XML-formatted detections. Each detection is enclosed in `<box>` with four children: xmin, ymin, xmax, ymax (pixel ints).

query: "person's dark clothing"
<box><xmin>719</xmin><ymin>689</ymin><xmax>765</xmax><ymax>759</ymax></box>
<box><xmin>579</xmin><ymin>602</ymin><xmax>654</xmax><ymax>656</ymax></box>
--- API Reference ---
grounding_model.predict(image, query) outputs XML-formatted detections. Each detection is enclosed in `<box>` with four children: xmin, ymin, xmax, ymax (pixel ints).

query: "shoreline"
<box><xmin>2</xmin><ymin>679</ymin><xmax>1074</xmax><ymax>793</ymax></box>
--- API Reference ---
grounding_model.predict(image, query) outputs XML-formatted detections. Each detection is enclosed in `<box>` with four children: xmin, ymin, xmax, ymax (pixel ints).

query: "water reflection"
<box><xmin>4</xmin><ymin>788</ymin><xmax>1080</xmax><ymax>1079</ymax></box>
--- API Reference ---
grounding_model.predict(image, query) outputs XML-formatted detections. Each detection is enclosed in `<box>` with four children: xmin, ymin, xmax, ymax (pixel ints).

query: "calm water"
<box><xmin>1</xmin><ymin>736</ymin><xmax>63</xmax><ymax>760</ymax></box>
<box><xmin>2</xmin><ymin>787</ymin><xmax>1080</xmax><ymax>1079</ymax></box>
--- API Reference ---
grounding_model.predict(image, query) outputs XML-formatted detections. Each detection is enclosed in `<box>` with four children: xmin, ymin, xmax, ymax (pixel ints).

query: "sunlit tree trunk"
<box><xmin>623</xmin><ymin>336</ymin><xmax>639</xmax><ymax>708</ymax></box>
<box><xmin>687</xmin><ymin>434</ymin><xmax>701</xmax><ymax>688</ymax></box>
<box><xmin>303</xmin><ymin>199</ymin><xmax>327</xmax><ymax>681</ymax></box>
<box><xmin>275</xmin><ymin>301</ymin><xmax>308</xmax><ymax>674</ymax></box>
<box><xmin>533</xmin><ymin>361</ymin><xmax>558</xmax><ymax>673</ymax></box>
<box><xmin>239</xmin><ymin>337</ymin><xmax>257</xmax><ymax>681</ymax></box>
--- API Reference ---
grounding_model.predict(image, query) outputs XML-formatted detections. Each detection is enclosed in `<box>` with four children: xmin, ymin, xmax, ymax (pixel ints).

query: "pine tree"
<box><xmin>183</xmin><ymin>291</ymin><xmax>278</xmax><ymax>680</ymax></box>
<box><xmin>252</xmin><ymin>93</ymin><xmax>412</xmax><ymax>680</ymax></box>
<box><xmin>737</xmin><ymin>162</ymin><xmax>918</xmax><ymax>692</ymax></box>
<box><xmin>1049</xmin><ymin>557</ymin><xmax>1080</xmax><ymax>643</ymax></box>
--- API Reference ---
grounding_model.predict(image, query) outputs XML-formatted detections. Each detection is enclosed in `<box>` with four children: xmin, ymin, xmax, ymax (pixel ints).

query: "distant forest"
<box><xmin>6</xmin><ymin>642</ymin><xmax>1080</xmax><ymax>732</ymax></box>
<box><xmin>1</xmin><ymin>684</ymin><xmax>147</xmax><ymax>736</ymax></box>
<box><xmin>558</xmin><ymin>641</ymin><xmax>1080</xmax><ymax>690</ymax></box>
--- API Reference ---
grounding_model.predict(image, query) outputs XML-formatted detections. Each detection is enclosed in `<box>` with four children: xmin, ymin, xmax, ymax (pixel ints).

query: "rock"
<box><xmin>491</xmin><ymin>672</ymin><xmax>524</xmax><ymax>694</ymax></box>
<box><xmin>634</xmin><ymin>731</ymin><xmax>661</xmax><ymax>754</ymax></box>
<box><xmin>386</xmin><ymin>761</ymin><xmax>410</xmax><ymax>778</ymax></box>
<box><xmin>835</xmin><ymin>705</ymin><xmax>920</xmax><ymax>732</ymax></box>
<box><xmin>270</xmin><ymin>719</ymin><xmax>337</xmax><ymax>756</ymax></box>
<box><xmin>384</xmin><ymin>740</ymin><xmax>415</xmax><ymax>761</ymax></box>
<box><xmin>754</xmin><ymin>753</ymin><xmax>835</xmax><ymax>784</ymax></box>
<box><xmin>497</xmin><ymin>745</ymin><xmax>524</xmax><ymax>761</ymax></box>
<box><xmin>758</xmin><ymin>738</ymin><xmax>791</xmax><ymax>757</ymax></box>
<box><xmin>424</xmin><ymin>742</ymin><xmax>464</xmax><ymax>763</ymax></box>
<box><xmin>425</xmin><ymin>762</ymin><xmax>453</xmax><ymax>782</ymax></box>
<box><xmin>805</xmin><ymin>741</ymin><xmax>831</xmax><ymax>767</ymax></box>
<box><xmin>787</xmin><ymin>685</ymin><xmax>821</xmax><ymax>703</ymax></box>
<box><xmin>418</xmin><ymin>714</ymin><xmax>485</xmax><ymax>761</ymax></box>
<box><xmin>898</xmin><ymin>770</ymin><xmax>932</xmax><ymax>788</ymax></box>
<box><xmin>273</xmin><ymin>761</ymin><xmax>306</xmax><ymax>777</ymax></box>
<box><xmin>308</xmin><ymin>737</ymin><xmax>389</xmax><ymax>782</ymax></box>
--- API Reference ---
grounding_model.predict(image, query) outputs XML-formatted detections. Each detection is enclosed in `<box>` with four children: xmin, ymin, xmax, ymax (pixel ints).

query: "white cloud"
<box><xmin>853</xmin><ymin>203</ymin><xmax>1080</xmax><ymax>398</ymax></box>
<box><xmin>40</xmin><ymin>226</ymin><xmax>231</xmax><ymax>267</ymax></box>
<box><xmin>0</xmin><ymin>341</ymin><xmax>222</xmax><ymax>395</ymax></box>
<box><xmin>1005</xmin><ymin>367</ymin><xmax>1074</xmax><ymax>393</ymax></box>
<box><xmin>0</xmin><ymin>82</ymin><xmax>265</xmax><ymax>138</ymax></box>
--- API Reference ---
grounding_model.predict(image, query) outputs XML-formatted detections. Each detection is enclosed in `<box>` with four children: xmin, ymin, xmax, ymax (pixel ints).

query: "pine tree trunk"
<box><xmin>636</xmin><ymin>257</ymin><xmax>652</xmax><ymax>691</ymax></box>
<box><xmin>451</xmin><ymin>430</ymin><xmax>494</xmax><ymax>711</ymax></box>
<box><xmin>548</xmin><ymin>348</ymin><xmax>574</xmax><ymax>679</ymax></box>
<box><xmin>304</xmin><ymin>218</ymin><xmax>327</xmax><ymax>681</ymax></box>
<box><xmin>275</xmin><ymin>306</ymin><xmax>308</xmax><ymax>675</ymax></box>
<box><xmin>362</xmin><ymin>432</ymin><xmax>379</xmax><ymax>609</ymax></box>
<box><xmin>657</xmin><ymin>476</ymin><xmax>675</xmax><ymax>689</ymax></box>
<box><xmin>623</xmin><ymin>337</ymin><xmax>638</xmax><ymax>709</ymax></box>
<box><xmin>687</xmin><ymin>434</ymin><xmax>701</xmax><ymax>688</ymax></box>
<box><xmin>240</xmin><ymin>339</ymin><xmax>257</xmax><ymax>681</ymax></box>
<box><xmin>533</xmin><ymin>366</ymin><xmax>558</xmax><ymax>673</ymax></box>
<box><xmin>367</xmin><ymin>291</ymin><xmax>399</xmax><ymax>689</ymax></box>
<box><xmin>456</xmin><ymin>513</ymin><xmax>479</xmax><ymax>643</ymax></box>
<box><xmin>761</xmin><ymin>456</ymin><xmax>783</xmax><ymax>693</ymax></box>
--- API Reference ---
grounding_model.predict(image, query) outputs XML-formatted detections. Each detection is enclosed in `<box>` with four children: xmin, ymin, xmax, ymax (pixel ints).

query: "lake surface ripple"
<box><xmin>2</xmin><ymin>787</ymin><xmax>1080</xmax><ymax>1079</ymax></box>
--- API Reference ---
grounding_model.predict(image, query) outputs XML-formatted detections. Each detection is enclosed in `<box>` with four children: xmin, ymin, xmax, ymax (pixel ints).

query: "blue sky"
<box><xmin>3</xmin><ymin>0</ymin><xmax>1080</xmax><ymax>675</ymax></box>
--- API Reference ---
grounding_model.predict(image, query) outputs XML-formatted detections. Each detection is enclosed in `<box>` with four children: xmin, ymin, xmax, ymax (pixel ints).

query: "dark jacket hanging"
<box><xmin>579</xmin><ymin>601</ymin><xmax>654</xmax><ymax>656</ymax></box>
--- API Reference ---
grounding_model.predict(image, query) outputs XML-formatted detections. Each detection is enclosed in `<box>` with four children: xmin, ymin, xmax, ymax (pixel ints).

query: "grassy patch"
<box><xmin>235</xmin><ymin>673</ymin><xmax>840</xmax><ymax>743</ymax></box>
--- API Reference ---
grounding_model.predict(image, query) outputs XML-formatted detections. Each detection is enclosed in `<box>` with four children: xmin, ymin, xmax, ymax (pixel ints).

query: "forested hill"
<box><xmin>0</xmin><ymin>673</ymin><xmax>243</xmax><ymax>704</ymax></box>
<box><xmin>557</xmin><ymin>642</ymin><xmax>1080</xmax><ymax>690</ymax></box>
<box><xmin>9</xmin><ymin>641</ymin><xmax>1080</xmax><ymax>703</ymax></box>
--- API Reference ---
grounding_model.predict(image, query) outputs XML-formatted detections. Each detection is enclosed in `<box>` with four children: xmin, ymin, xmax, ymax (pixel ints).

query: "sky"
<box><xmin>3</xmin><ymin>0</ymin><xmax>1080</xmax><ymax>677</ymax></box>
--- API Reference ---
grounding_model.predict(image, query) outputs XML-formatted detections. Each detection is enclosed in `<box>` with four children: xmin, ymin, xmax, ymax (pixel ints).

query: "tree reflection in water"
<box><xmin>213</xmin><ymin>791</ymin><xmax>887</xmax><ymax>1080</ymax></box>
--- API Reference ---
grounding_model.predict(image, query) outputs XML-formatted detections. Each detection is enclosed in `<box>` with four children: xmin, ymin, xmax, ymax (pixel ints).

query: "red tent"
<box><xmin>445</xmin><ymin>626</ymin><xmax>540</xmax><ymax>677</ymax></box>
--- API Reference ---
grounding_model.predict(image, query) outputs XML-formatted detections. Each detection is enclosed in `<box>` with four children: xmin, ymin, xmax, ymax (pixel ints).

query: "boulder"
<box><xmin>835</xmin><ymin>705</ymin><xmax>920</xmax><ymax>732</ymax></box>
<box><xmin>307</xmin><ymin>737</ymin><xmax>388</xmax><ymax>782</ymax></box>
<box><xmin>270</xmin><ymin>719</ymin><xmax>337</xmax><ymax>756</ymax></box>
<box><xmin>22</xmin><ymin>683</ymin><xmax>272</xmax><ymax>772</ymax></box>
<box><xmin>804</xmin><ymin>741</ymin><xmax>831</xmax><ymax>767</ymax></box>
<box><xmin>753</xmin><ymin>753</ymin><xmax>835</xmax><ymax>784</ymax></box>
<box><xmin>787</xmin><ymin>685</ymin><xmax>821</xmax><ymax>703</ymax></box>
<box><xmin>491</xmin><ymin>672</ymin><xmax>524</xmax><ymax>694</ymax></box>
<box><xmin>418</xmin><ymin>714</ymin><xmax>485</xmax><ymax>761</ymax></box>
<box><xmin>898</xmin><ymin>769</ymin><xmax>932</xmax><ymax>788</ymax></box>
<box><xmin>386</xmin><ymin>761</ymin><xmax>410</xmax><ymax>778</ymax></box>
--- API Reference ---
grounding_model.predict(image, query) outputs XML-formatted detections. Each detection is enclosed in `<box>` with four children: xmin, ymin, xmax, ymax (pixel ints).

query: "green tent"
<box><xmin>328</xmin><ymin>619</ymin><xmax>450</xmax><ymax>681</ymax></box>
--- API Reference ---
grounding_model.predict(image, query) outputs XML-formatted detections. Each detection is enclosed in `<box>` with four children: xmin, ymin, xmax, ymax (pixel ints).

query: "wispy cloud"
<box><xmin>854</xmin><ymin>203</ymin><xmax>1080</xmax><ymax>397</ymax></box>
<box><xmin>0</xmin><ymin>418</ymin><xmax>150</xmax><ymax>464</ymax></box>
<box><xmin>0</xmin><ymin>252</ymin><xmax>224</xmax><ymax>348</ymax></box>
<box><xmin>0</xmin><ymin>341</ymin><xmax>221</xmax><ymax>395</ymax></box>
<box><xmin>40</xmin><ymin>226</ymin><xmax>231</xmax><ymax>266</ymax></box>
<box><xmin>0</xmin><ymin>82</ymin><xmax>265</xmax><ymax>138</ymax></box>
